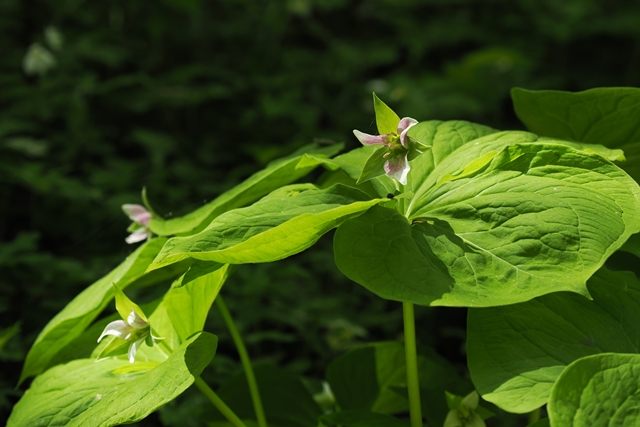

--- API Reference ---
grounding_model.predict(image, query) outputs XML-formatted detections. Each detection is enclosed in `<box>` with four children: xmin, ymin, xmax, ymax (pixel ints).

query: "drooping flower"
<box><xmin>353</xmin><ymin>117</ymin><xmax>418</xmax><ymax>185</ymax></box>
<box><xmin>97</xmin><ymin>309</ymin><xmax>150</xmax><ymax>363</ymax></box>
<box><xmin>122</xmin><ymin>204</ymin><xmax>152</xmax><ymax>244</ymax></box>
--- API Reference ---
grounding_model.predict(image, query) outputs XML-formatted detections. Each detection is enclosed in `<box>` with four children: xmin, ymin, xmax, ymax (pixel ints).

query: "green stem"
<box><xmin>403</xmin><ymin>302</ymin><xmax>423</xmax><ymax>427</ymax></box>
<box><xmin>216</xmin><ymin>296</ymin><xmax>268</xmax><ymax>427</ymax></box>
<box><xmin>194</xmin><ymin>377</ymin><xmax>247</xmax><ymax>427</ymax></box>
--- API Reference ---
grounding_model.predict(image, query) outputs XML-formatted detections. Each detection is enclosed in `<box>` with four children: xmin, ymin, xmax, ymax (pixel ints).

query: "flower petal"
<box><xmin>384</xmin><ymin>154</ymin><xmax>410</xmax><ymax>185</ymax></box>
<box><xmin>125</xmin><ymin>228</ymin><xmax>150</xmax><ymax>244</ymax></box>
<box><xmin>122</xmin><ymin>204</ymin><xmax>151</xmax><ymax>225</ymax></box>
<box><xmin>353</xmin><ymin>130</ymin><xmax>387</xmax><ymax>146</ymax></box>
<box><xmin>127</xmin><ymin>309</ymin><xmax>148</xmax><ymax>330</ymax></box>
<box><xmin>398</xmin><ymin>117</ymin><xmax>418</xmax><ymax>147</ymax></box>
<box><xmin>97</xmin><ymin>320</ymin><xmax>131</xmax><ymax>342</ymax></box>
<box><xmin>128</xmin><ymin>337</ymin><xmax>145</xmax><ymax>363</ymax></box>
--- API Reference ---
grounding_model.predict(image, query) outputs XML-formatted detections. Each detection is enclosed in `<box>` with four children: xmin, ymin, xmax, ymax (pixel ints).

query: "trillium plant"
<box><xmin>9</xmin><ymin>88</ymin><xmax>640</xmax><ymax>427</ymax></box>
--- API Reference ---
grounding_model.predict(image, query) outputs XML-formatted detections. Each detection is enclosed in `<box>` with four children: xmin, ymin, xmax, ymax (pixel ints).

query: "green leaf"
<box><xmin>467</xmin><ymin>268</ymin><xmax>640</xmax><ymax>413</ymax></box>
<box><xmin>149</xmin><ymin>184</ymin><xmax>383</xmax><ymax>269</ymax></box>
<box><xmin>349</xmin><ymin>133</ymin><xmax>639</xmax><ymax>307</ymax></box>
<box><xmin>511</xmin><ymin>87</ymin><xmax>640</xmax><ymax>147</ymax></box>
<box><xmin>20</xmin><ymin>239</ymin><xmax>169</xmax><ymax>382</ymax></box>
<box><xmin>512</xmin><ymin>87</ymin><xmax>640</xmax><ymax>181</ymax></box>
<box><xmin>373</xmin><ymin>93</ymin><xmax>400</xmax><ymax>135</ymax></box>
<box><xmin>618</xmin><ymin>141</ymin><xmax>640</xmax><ymax>183</ymax></box>
<box><xmin>548</xmin><ymin>353</ymin><xmax>640</xmax><ymax>427</ymax></box>
<box><xmin>150</xmin><ymin>262</ymin><xmax>228</xmax><ymax>348</ymax></box>
<box><xmin>357</xmin><ymin>147</ymin><xmax>388</xmax><ymax>183</ymax></box>
<box><xmin>407</xmin><ymin>120</ymin><xmax>496</xmax><ymax>167</ymax></box>
<box><xmin>148</xmin><ymin>142</ymin><xmax>342</xmax><ymax>236</ymax></box>
<box><xmin>8</xmin><ymin>332</ymin><xmax>217</xmax><ymax>427</ymax></box>
<box><xmin>212</xmin><ymin>364</ymin><xmax>321</xmax><ymax>427</ymax></box>
<box><xmin>334</xmin><ymin>207</ymin><xmax>454</xmax><ymax>306</ymax></box>
<box><xmin>405</xmin><ymin>120</ymin><xmax>496</xmax><ymax>201</ymax></box>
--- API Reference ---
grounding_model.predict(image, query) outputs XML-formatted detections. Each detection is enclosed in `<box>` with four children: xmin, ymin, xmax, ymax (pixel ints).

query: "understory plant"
<box><xmin>8</xmin><ymin>87</ymin><xmax>640</xmax><ymax>427</ymax></box>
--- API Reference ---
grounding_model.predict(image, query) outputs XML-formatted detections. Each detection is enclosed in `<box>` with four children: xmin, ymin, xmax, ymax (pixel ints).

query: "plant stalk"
<box><xmin>216</xmin><ymin>296</ymin><xmax>268</xmax><ymax>427</ymax></box>
<box><xmin>403</xmin><ymin>301</ymin><xmax>423</xmax><ymax>427</ymax></box>
<box><xmin>194</xmin><ymin>377</ymin><xmax>247</xmax><ymax>427</ymax></box>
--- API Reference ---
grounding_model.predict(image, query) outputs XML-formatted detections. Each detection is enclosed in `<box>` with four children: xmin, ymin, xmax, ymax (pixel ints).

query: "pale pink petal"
<box><xmin>97</xmin><ymin>320</ymin><xmax>131</xmax><ymax>342</ymax></box>
<box><xmin>128</xmin><ymin>337</ymin><xmax>145</xmax><ymax>363</ymax></box>
<box><xmin>397</xmin><ymin>117</ymin><xmax>418</xmax><ymax>133</ymax></box>
<box><xmin>127</xmin><ymin>310</ymin><xmax>148</xmax><ymax>330</ymax></box>
<box><xmin>353</xmin><ymin>130</ymin><xmax>387</xmax><ymax>146</ymax></box>
<box><xmin>398</xmin><ymin>118</ymin><xmax>418</xmax><ymax>147</ymax></box>
<box><xmin>384</xmin><ymin>154</ymin><xmax>410</xmax><ymax>185</ymax></box>
<box><xmin>125</xmin><ymin>228</ymin><xmax>149</xmax><ymax>244</ymax></box>
<box><xmin>122</xmin><ymin>204</ymin><xmax>151</xmax><ymax>225</ymax></box>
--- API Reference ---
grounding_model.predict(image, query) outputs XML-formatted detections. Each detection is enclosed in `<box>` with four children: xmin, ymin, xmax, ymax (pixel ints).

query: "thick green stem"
<box><xmin>194</xmin><ymin>377</ymin><xmax>247</xmax><ymax>427</ymax></box>
<box><xmin>216</xmin><ymin>296</ymin><xmax>268</xmax><ymax>427</ymax></box>
<box><xmin>403</xmin><ymin>302</ymin><xmax>423</xmax><ymax>427</ymax></box>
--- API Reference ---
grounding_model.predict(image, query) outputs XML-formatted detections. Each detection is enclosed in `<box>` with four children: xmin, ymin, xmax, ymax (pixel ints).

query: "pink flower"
<box><xmin>122</xmin><ymin>204</ymin><xmax>152</xmax><ymax>244</ymax></box>
<box><xmin>353</xmin><ymin>117</ymin><xmax>418</xmax><ymax>185</ymax></box>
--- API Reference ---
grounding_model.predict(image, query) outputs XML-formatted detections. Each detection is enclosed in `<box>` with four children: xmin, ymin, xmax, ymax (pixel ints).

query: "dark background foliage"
<box><xmin>2</xmin><ymin>0</ymin><xmax>640</xmax><ymax>424</ymax></box>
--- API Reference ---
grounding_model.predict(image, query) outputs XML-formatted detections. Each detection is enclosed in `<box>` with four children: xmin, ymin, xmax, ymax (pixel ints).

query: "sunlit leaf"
<box><xmin>467</xmin><ymin>268</ymin><xmax>640</xmax><ymax>413</ymax></box>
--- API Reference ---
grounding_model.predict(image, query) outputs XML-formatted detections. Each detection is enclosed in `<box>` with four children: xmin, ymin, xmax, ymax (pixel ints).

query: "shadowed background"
<box><xmin>2</xmin><ymin>0</ymin><xmax>640</xmax><ymax>424</ymax></box>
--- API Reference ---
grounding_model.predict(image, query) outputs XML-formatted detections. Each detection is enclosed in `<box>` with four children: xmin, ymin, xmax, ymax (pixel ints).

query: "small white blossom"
<box><xmin>122</xmin><ymin>204</ymin><xmax>152</xmax><ymax>244</ymax></box>
<box><xmin>97</xmin><ymin>309</ymin><xmax>149</xmax><ymax>363</ymax></box>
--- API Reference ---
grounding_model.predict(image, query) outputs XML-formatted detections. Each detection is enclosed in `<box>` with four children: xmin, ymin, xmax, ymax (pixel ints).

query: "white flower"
<box><xmin>97</xmin><ymin>309</ymin><xmax>149</xmax><ymax>363</ymax></box>
<box><xmin>122</xmin><ymin>204</ymin><xmax>152</xmax><ymax>244</ymax></box>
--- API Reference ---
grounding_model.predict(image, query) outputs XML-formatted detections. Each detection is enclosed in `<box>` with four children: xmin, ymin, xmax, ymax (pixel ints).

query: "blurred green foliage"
<box><xmin>2</xmin><ymin>0</ymin><xmax>640</xmax><ymax>424</ymax></box>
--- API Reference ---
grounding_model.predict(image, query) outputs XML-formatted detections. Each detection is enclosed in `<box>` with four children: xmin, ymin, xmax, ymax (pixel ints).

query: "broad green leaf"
<box><xmin>338</xmin><ymin>132</ymin><xmax>640</xmax><ymax>307</ymax></box>
<box><xmin>148</xmin><ymin>142</ymin><xmax>342</xmax><ymax>236</ymax></box>
<box><xmin>149</xmin><ymin>184</ymin><xmax>384</xmax><ymax>269</ymax></box>
<box><xmin>407</xmin><ymin>120</ymin><xmax>496</xmax><ymax>167</ymax></box>
<box><xmin>20</xmin><ymin>239</ymin><xmax>169</xmax><ymax>382</ymax></box>
<box><xmin>512</xmin><ymin>87</ymin><xmax>640</xmax><ymax>180</ymax></box>
<box><xmin>8</xmin><ymin>332</ymin><xmax>216</xmax><ymax>427</ymax></box>
<box><xmin>334</xmin><ymin>209</ymin><xmax>453</xmax><ymax>305</ymax></box>
<box><xmin>548</xmin><ymin>353</ymin><xmax>640</xmax><ymax>426</ymax></box>
<box><xmin>150</xmin><ymin>262</ymin><xmax>228</xmax><ymax>348</ymax></box>
<box><xmin>618</xmin><ymin>141</ymin><xmax>640</xmax><ymax>182</ymax></box>
<box><xmin>212</xmin><ymin>364</ymin><xmax>321</xmax><ymax>427</ymax></box>
<box><xmin>467</xmin><ymin>268</ymin><xmax>640</xmax><ymax>413</ymax></box>
<box><xmin>511</xmin><ymin>87</ymin><xmax>640</xmax><ymax>147</ymax></box>
<box><xmin>373</xmin><ymin>93</ymin><xmax>401</xmax><ymax>135</ymax></box>
<box><xmin>405</xmin><ymin>120</ymin><xmax>496</xmax><ymax>201</ymax></box>
<box><xmin>407</xmin><ymin>131</ymin><xmax>634</xmax><ymax>216</ymax></box>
